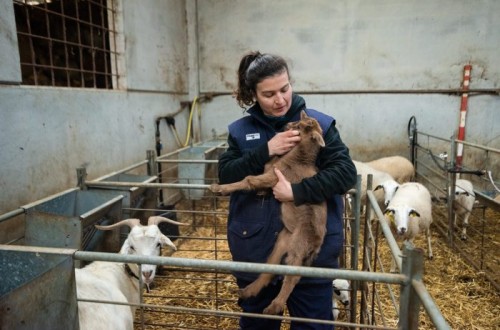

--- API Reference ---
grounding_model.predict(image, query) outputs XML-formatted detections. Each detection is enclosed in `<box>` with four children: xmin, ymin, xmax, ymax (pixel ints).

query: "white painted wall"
<box><xmin>0</xmin><ymin>0</ymin><xmax>499</xmax><ymax>219</ymax></box>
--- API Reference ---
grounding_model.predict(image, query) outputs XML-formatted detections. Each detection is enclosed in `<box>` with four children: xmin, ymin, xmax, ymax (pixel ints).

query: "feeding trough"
<box><xmin>177</xmin><ymin>139</ymin><xmax>226</xmax><ymax>200</ymax></box>
<box><xmin>22</xmin><ymin>188</ymin><xmax>124</xmax><ymax>253</ymax></box>
<box><xmin>0</xmin><ymin>245</ymin><xmax>78</xmax><ymax>329</ymax></box>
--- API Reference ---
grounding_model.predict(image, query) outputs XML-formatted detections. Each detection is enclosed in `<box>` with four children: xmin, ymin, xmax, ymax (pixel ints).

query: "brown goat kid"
<box><xmin>210</xmin><ymin>110</ymin><xmax>327</xmax><ymax>315</ymax></box>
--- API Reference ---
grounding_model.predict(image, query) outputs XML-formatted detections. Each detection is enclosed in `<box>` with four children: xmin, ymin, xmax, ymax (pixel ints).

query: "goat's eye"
<box><xmin>129</xmin><ymin>246</ymin><xmax>136</xmax><ymax>252</ymax></box>
<box><xmin>334</xmin><ymin>289</ymin><xmax>341</xmax><ymax>295</ymax></box>
<box><xmin>156</xmin><ymin>243</ymin><xmax>161</xmax><ymax>249</ymax></box>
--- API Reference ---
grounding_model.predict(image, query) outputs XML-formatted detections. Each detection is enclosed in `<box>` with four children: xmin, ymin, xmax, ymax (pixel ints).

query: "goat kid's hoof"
<box><xmin>263</xmin><ymin>303</ymin><xmax>283</xmax><ymax>315</ymax></box>
<box><xmin>237</xmin><ymin>288</ymin><xmax>248</xmax><ymax>299</ymax></box>
<box><xmin>209</xmin><ymin>183</ymin><xmax>221</xmax><ymax>193</ymax></box>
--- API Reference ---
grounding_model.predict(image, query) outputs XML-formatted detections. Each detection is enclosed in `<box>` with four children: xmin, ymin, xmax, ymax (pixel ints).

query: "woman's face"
<box><xmin>255</xmin><ymin>70</ymin><xmax>293</xmax><ymax>117</ymax></box>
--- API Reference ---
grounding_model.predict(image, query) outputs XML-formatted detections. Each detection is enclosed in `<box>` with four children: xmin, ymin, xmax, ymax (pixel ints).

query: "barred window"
<box><xmin>13</xmin><ymin>0</ymin><xmax>118</xmax><ymax>89</ymax></box>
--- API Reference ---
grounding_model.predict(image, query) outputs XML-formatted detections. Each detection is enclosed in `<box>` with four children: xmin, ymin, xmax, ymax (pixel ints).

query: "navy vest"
<box><xmin>227</xmin><ymin>109</ymin><xmax>344</xmax><ymax>282</ymax></box>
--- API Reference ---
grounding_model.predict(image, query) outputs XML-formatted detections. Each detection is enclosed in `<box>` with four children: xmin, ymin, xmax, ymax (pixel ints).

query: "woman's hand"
<box><xmin>268</xmin><ymin>130</ymin><xmax>300</xmax><ymax>157</ymax></box>
<box><xmin>272</xmin><ymin>167</ymin><xmax>294</xmax><ymax>202</ymax></box>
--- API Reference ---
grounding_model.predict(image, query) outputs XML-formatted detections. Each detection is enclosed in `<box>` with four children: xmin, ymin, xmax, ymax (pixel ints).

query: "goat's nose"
<box><xmin>343</xmin><ymin>301</ymin><xmax>349</xmax><ymax>306</ymax></box>
<box><xmin>399</xmin><ymin>228</ymin><xmax>406</xmax><ymax>235</ymax></box>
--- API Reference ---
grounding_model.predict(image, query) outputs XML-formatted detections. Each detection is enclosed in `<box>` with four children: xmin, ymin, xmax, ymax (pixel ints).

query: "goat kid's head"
<box><xmin>96</xmin><ymin>216</ymin><xmax>187</xmax><ymax>285</ymax></box>
<box><xmin>286</xmin><ymin>110</ymin><xmax>325</xmax><ymax>147</ymax></box>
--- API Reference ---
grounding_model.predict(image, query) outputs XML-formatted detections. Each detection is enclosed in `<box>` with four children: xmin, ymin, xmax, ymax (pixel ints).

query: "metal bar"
<box><xmin>73</xmin><ymin>251</ymin><xmax>406</xmax><ymax>284</ymax></box>
<box><xmin>92</xmin><ymin>160</ymin><xmax>149</xmax><ymax>181</ymax></box>
<box><xmin>200</xmin><ymin>88</ymin><xmax>500</xmax><ymax>95</ymax></box>
<box><xmin>411</xmin><ymin>279</ymin><xmax>451</xmax><ymax>330</ymax></box>
<box><xmin>367</xmin><ymin>190</ymin><xmax>403</xmax><ymax>272</ymax></box>
<box><xmin>79</xmin><ymin>195</ymin><xmax>124</xmax><ymax>219</ymax></box>
<box><xmin>20</xmin><ymin>187</ymin><xmax>80</xmax><ymax>210</ymax></box>
<box><xmin>158</xmin><ymin>159</ymin><xmax>219</xmax><ymax>164</ymax></box>
<box><xmin>85</xmin><ymin>181</ymin><xmax>210</xmax><ymax>189</ymax></box>
<box><xmin>0</xmin><ymin>208</ymin><xmax>25</xmax><ymax>223</ymax></box>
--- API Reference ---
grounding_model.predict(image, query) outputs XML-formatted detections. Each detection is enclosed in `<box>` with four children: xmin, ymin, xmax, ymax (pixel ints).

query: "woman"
<box><xmin>217</xmin><ymin>51</ymin><xmax>357</xmax><ymax>329</ymax></box>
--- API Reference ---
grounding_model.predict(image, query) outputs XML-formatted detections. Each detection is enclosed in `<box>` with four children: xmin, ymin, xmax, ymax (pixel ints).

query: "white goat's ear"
<box><xmin>312</xmin><ymin>131</ymin><xmax>325</xmax><ymax>147</ymax></box>
<box><xmin>120</xmin><ymin>239</ymin><xmax>132</xmax><ymax>254</ymax></box>
<box><xmin>374</xmin><ymin>185</ymin><xmax>384</xmax><ymax>191</ymax></box>
<box><xmin>160</xmin><ymin>234</ymin><xmax>177</xmax><ymax>251</ymax></box>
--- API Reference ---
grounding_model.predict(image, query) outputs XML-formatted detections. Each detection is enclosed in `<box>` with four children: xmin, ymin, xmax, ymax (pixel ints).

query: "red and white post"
<box><xmin>455</xmin><ymin>64</ymin><xmax>472</xmax><ymax>173</ymax></box>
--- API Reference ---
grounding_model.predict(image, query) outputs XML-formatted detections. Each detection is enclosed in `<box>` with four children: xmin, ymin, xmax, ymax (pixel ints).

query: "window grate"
<box><xmin>13</xmin><ymin>0</ymin><xmax>118</xmax><ymax>89</ymax></box>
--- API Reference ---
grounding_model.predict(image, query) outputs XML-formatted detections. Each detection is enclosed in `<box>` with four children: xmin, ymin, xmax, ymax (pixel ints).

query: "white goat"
<box><xmin>451</xmin><ymin>179</ymin><xmax>476</xmax><ymax>240</ymax></box>
<box><xmin>76</xmin><ymin>216</ymin><xmax>187</xmax><ymax>330</ymax></box>
<box><xmin>366</xmin><ymin>156</ymin><xmax>415</xmax><ymax>184</ymax></box>
<box><xmin>332</xmin><ymin>279</ymin><xmax>350</xmax><ymax>320</ymax></box>
<box><xmin>383</xmin><ymin>182</ymin><xmax>433</xmax><ymax>272</ymax></box>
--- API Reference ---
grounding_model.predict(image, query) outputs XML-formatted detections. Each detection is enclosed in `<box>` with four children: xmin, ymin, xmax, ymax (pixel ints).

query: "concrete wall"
<box><xmin>1</xmin><ymin>0</ymin><xmax>499</xmax><ymax>218</ymax></box>
<box><xmin>196</xmin><ymin>0</ymin><xmax>499</xmax><ymax>157</ymax></box>
<box><xmin>0</xmin><ymin>0</ymin><xmax>190</xmax><ymax>216</ymax></box>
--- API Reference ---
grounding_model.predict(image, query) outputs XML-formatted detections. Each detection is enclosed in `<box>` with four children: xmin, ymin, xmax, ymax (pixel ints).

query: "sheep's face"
<box><xmin>384</xmin><ymin>206</ymin><xmax>420</xmax><ymax>236</ymax></box>
<box><xmin>375</xmin><ymin>180</ymin><xmax>400</xmax><ymax>206</ymax></box>
<box><xmin>332</xmin><ymin>279</ymin><xmax>350</xmax><ymax>306</ymax></box>
<box><xmin>121</xmin><ymin>225</ymin><xmax>176</xmax><ymax>285</ymax></box>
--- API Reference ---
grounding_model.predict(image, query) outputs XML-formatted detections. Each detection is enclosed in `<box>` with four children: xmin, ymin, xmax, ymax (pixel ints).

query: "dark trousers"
<box><xmin>236</xmin><ymin>278</ymin><xmax>334</xmax><ymax>330</ymax></box>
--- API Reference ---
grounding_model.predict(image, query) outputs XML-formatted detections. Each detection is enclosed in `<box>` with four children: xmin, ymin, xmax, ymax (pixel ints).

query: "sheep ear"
<box><xmin>409</xmin><ymin>209</ymin><xmax>420</xmax><ymax>218</ymax></box>
<box><xmin>160</xmin><ymin>234</ymin><xmax>177</xmax><ymax>251</ymax></box>
<box><xmin>312</xmin><ymin>131</ymin><xmax>325</xmax><ymax>147</ymax></box>
<box><xmin>384</xmin><ymin>208</ymin><xmax>395</xmax><ymax>218</ymax></box>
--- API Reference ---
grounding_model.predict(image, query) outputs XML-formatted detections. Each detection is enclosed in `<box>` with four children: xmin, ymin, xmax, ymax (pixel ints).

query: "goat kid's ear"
<box><xmin>374</xmin><ymin>184</ymin><xmax>384</xmax><ymax>191</ymax></box>
<box><xmin>300</xmin><ymin>110</ymin><xmax>307</xmax><ymax>119</ymax></box>
<box><xmin>160</xmin><ymin>234</ymin><xmax>177</xmax><ymax>251</ymax></box>
<box><xmin>312</xmin><ymin>131</ymin><xmax>326</xmax><ymax>147</ymax></box>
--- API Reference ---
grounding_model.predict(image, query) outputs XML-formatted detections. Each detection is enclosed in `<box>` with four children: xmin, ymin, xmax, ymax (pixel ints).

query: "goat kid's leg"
<box><xmin>238</xmin><ymin>231</ymin><xmax>289</xmax><ymax>299</ymax></box>
<box><xmin>263</xmin><ymin>274</ymin><xmax>301</xmax><ymax>315</ymax></box>
<box><xmin>263</xmin><ymin>239</ymin><xmax>313</xmax><ymax>315</ymax></box>
<box><xmin>210</xmin><ymin>172</ymin><xmax>278</xmax><ymax>195</ymax></box>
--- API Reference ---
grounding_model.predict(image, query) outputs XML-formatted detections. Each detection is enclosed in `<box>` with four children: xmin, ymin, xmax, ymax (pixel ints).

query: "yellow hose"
<box><xmin>183</xmin><ymin>96</ymin><xmax>198</xmax><ymax>147</ymax></box>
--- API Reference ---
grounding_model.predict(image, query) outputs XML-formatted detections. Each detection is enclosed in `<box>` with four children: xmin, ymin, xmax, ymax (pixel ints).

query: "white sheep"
<box><xmin>383</xmin><ymin>182</ymin><xmax>433</xmax><ymax>272</ymax></box>
<box><xmin>451</xmin><ymin>179</ymin><xmax>476</xmax><ymax>240</ymax></box>
<box><xmin>366</xmin><ymin>156</ymin><xmax>415</xmax><ymax>184</ymax></box>
<box><xmin>76</xmin><ymin>216</ymin><xmax>187</xmax><ymax>330</ymax></box>
<box><xmin>352</xmin><ymin>160</ymin><xmax>400</xmax><ymax>213</ymax></box>
<box><xmin>332</xmin><ymin>279</ymin><xmax>350</xmax><ymax>320</ymax></box>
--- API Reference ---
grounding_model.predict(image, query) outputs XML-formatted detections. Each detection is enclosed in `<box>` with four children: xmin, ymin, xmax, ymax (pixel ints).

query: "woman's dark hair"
<box><xmin>234</xmin><ymin>51</ymin><xmax>290</xmax><ymax>108</ymax></box>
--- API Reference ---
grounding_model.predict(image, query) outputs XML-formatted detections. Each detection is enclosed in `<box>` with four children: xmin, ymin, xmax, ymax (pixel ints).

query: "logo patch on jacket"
<box><xmin>246</xmin><ymin>133</ymin><xmax>260</xmax><ymax>141</ymax></box>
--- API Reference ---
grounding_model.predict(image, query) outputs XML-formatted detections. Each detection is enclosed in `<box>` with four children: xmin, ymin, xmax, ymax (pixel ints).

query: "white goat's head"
<box><xmin>96</xmin><ymin>216</ymin><xmax>187</xmax><ymax>287</ymax></box>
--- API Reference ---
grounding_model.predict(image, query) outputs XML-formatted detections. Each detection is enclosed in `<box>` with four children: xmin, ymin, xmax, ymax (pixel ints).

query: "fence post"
<box><xmin>350</xmin><ymin>174</ymin><xmax>362</xmax><ymax>324</ymax></box>
<box><xmin>399</xmin><ymin>241</ymin><xmax>423</xmax><ymax>330</ymax></box>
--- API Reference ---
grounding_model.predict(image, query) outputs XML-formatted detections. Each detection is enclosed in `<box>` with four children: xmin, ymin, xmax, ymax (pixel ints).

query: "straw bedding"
<box><xmin>134</xmin><ymin>199</ymin><xmax>500</xmax><ymax>330</ymax></box>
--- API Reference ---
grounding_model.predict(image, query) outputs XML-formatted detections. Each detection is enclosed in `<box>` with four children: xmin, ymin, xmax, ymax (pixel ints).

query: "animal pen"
<box><xmin>1</xmin><ymin>131</ymin><xmax>499</xmax><ymax>329</ymax></box>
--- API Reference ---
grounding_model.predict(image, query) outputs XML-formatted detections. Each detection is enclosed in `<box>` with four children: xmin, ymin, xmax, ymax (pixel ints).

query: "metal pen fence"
<box><xmin>410</xmin><ymin>129</ymin><xmax>500</xmax><ymax>290</ymax></box>
<box><xmin>0</xmin><ymin>140</ymin><xmax>454</xmax><ymax>329</ymax></box>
